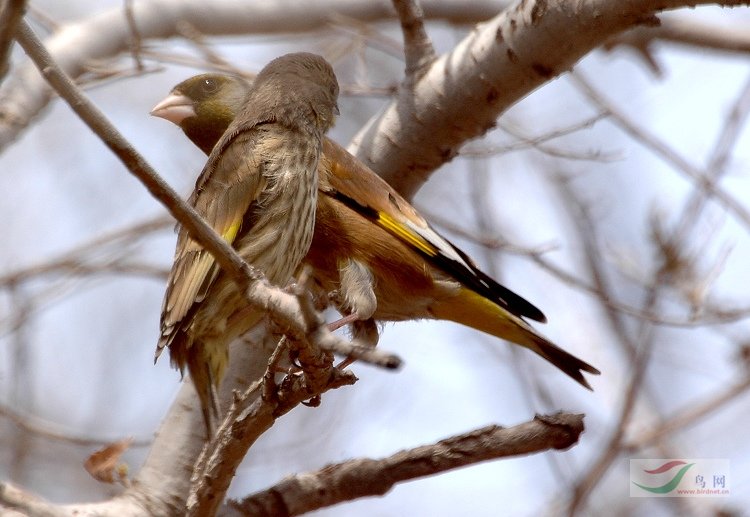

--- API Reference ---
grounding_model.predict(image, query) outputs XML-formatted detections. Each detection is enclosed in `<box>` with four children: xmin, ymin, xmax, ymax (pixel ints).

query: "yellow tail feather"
<box><xmin>430</xmin><ymin>287</ymin><xmax>599</xmax><ymax>389</ymax></box>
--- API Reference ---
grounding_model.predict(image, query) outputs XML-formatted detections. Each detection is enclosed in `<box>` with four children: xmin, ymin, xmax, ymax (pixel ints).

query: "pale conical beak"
<box><xmin>150</xmin><ymin>93</ymin><xmax>196</xmax><ymax>124</ymax></box>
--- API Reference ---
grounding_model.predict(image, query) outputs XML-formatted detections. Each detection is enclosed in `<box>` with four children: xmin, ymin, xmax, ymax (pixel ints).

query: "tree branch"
<box><xmin>0</xmin><ymin>403</ymin><xmax>151</xmax><ymax>448</ymax></box>
<box><xmin>391</xmin><ymin>0</ymin><xmax>435</xmax><ymax>80</ymax></box>
<box><xmin>624</xmin><ymin>374</ymin><xmax>750</xmax><ymax>451</ymax></box>
<box><xmin>569</xmin><ymin>70</ymin><xmax>750</xmax><ymax>237</ymax></box>
<box><xmin>230</xmin><ymin>413</ymin><xmax>585</xmax><ymax>516</ymax></box>
<box><xmin>187</xmin><ymin>329</ymin><xmax>358</xmax><ymax>517</ymax></box>
<box><xmin>350</xmin><ymin>0</ymin><xmax>750</xmax><ymax>199</ymax></box>
<box><xmin>1</xmin><ymin>482</ymin><xmax>69</xmax><ymax>517</ymax></box>
<box><xmin>0</xmin><ymin>0</ymin><xmax>26</xmax><ymax>83</ymax></box>
<box><xmin>608</xmin><ymin>14</ymin><xmax>750</xmax><ymax>67</ymax></box>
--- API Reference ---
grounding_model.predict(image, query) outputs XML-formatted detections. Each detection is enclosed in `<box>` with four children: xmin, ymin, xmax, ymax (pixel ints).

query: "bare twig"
<box><xmin>24</xmin><ymin>4</ymin><xmax>56</xmax><ymax>32</ymax></box>
<box><xmin>424</xmin><ymin>207</ymin><xmax>750</xmax><ymax>329</ymax></box>
<box><xmin>0</xmin><ymin>215</ymin><xmax>171</xmax><ymax>286</ymax></box>
<box><xmin>608</xmin><ymin>16</ymin><xmax>750</xmax><ymax>62</ymax></box>
<box><xmin>133</xmin><ymin>47</ymin><xmax>251</xmax><ymax>76</ymax></box>
<box><xmin>123</xmin><ymin>0</ymin><xmax>144</xmax><ymax>71</ymax></box>
<box><xmin>176</xmin><ymin>21</ymin><xmax>243</xmax><ymax>74</ymax></box>
<box><xmin>466</xmin><ymin>158</ymin><xmax>574</xmax><ymax>484</ymax></box>
<box><xmin>186</xmin><ymin>335</ymin><xmax>357</xmax><ymax>517</ymax></box>
<box><xmin>563</xmin><ymin>67</ymin><xmax>750</xmax><ymax>515</ymax></box>
<box><xmin>460</xmin><ymin>111</ymin><xmax>617</xmax><ymax>162</ymax></box>
<box><xmin>624</xmin><ymin>374</ymin><xmax>750</xmax><ymax>451</ymax></box>
<box><xmin>0</xmin><ymin>483</ymin><xmax>63</xmax><ymax>516</ymax></box>
<box><xmin>556</xmin><ymin>173</ymin><xmax>663</xmax><ymax>515</ymax></box>
<box><xmin>7</xmin><ymin>283</ymin><xmax>33</xmax><ymax>483</ymax></box>
<box><xmin>0</xmin><ymin>403</ymin><xmax>150</xmax><ymax>448</ymax></box>
<box><xmin>327</xmin><ymin>12</ymin><xmax>405</xmax><ymax>60</ymax></box>
<box><xmin>570</xmin><ymin>70</ymin><xmax>750</xmax><ymax>235</ymax></box>
<box><xmin>0</xmin><ymin>0</ymin><xmax>26</xmax><ymax>83</ymax></box>
<box><xmin>391</xmin><ymin>0</ymin><xmax>435</xmax><ymax>81</ymax></box>
<box><xmin>562</xmin><ymin>66</ymin><xmax>750</xmax><ymax>509</ymax></box>
<box><xmin>231</xmin><ymin>413</ymin><xmax>585</xmax><ymax>516</ymax></box>
<box><xmin>15</xmin><ymin>20</ymin><xmax>253</xmax><ymax>291</ymax></box>
<box><xmin>675</xmin><ymin>72</ymin><xmax>750</xmax><ymax>237</ymax></box>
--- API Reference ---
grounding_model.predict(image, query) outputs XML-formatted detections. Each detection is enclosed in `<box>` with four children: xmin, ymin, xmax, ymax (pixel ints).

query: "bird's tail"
<box><xmin>186</xmin><ymin>350</ymin><xmax>220</xmax><ymax>438</ymax></box>
<box><xmin>165</xmin><ymin>331</ymin><xmax>222</xmax><ymax>439</ymax></box>
<box><xmin>431</xmin><ymin>287</ymin><xmax>600</xmax><ymax>389</ymax></box>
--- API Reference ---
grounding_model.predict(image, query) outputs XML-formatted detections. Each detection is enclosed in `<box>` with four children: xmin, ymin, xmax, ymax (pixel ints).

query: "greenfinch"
<box><xmin>154</xmin><ymin>55</ymin><xmax>339</xmax><ymax>435</ymax></box>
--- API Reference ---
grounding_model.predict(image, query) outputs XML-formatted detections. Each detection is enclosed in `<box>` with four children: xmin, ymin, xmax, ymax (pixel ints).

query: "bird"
<box><xmin>154</xmin><ymin>54</ymin><xmax>340</xmax><ymax>436</ymax></box>
<box><xmin>151</xmin><ymin>72</ymin><xmax>600</xmax><ymax>397</ymax></box>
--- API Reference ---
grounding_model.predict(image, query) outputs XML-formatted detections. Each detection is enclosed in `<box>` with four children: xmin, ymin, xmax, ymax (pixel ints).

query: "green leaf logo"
<box><xmin>633</xmin><ymin>461</ymin><xmax>695</xmax><ymax>494</ymax></box>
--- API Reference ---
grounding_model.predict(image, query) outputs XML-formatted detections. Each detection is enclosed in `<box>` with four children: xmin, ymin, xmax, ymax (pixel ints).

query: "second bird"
<box><xmin>154</xmin><ymin>54</ymin><xmax>340</xmax><ymax>436</ymax></box>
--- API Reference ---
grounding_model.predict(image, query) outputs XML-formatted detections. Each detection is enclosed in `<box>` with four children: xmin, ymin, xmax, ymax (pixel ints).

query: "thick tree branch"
<box><xmin>350</xmin><ymin>0</ymin><xmax>750</xmax><ymax>199</ymax></box>
<box><xmin>230</xmin><ymin>413</ymin><xmax>585</xmax><ymax>516</ymax></box>
<box><xmin>129</xmin><ymin>336</ymin><xmax>279</xmax><ymax>517</ymax></box>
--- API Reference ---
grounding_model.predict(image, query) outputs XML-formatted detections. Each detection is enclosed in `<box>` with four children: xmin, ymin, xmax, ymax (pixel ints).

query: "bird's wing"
<box><xmin>320</xmin><ymin>138</ymin><xmax>546</xmax><ymax>323</ymax></box>
<box><xmin>159</xmin><ymin>129</ymin><xmax>268</xmax><ymax>349</ymax></box>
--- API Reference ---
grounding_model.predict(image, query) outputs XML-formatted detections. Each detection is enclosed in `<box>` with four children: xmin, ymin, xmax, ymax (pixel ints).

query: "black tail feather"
<box><xmin>531</xmin><ymin>334</ymin><xmax>601</xmax><ymax>390</ymax></box>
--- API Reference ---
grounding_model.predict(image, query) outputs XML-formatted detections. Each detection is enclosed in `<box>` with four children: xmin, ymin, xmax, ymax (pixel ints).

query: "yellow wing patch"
<box><xmin>223</xmin><ymin>219</ymin><xmax>242</xmax><ymax>243</ymax></box>
<box><xmin>376</xmin><ymin>212</ymin><xmax>437</xmax><ymax>258</ymax></box>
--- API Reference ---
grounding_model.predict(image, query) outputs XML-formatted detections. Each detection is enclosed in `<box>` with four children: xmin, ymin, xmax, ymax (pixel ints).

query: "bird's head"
<box><xmin>150</xmin><ymin>73</ymin><xmax>249</xmax><ymax>155</ymax></box>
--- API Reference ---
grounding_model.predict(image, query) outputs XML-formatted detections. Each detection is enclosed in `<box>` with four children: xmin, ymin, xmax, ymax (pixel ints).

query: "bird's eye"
<box><xmin>202</xmin><ymin>78</ymin><xmax>218</xmax><ymax>93</ymax></box>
